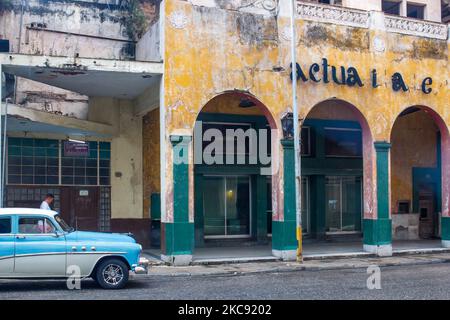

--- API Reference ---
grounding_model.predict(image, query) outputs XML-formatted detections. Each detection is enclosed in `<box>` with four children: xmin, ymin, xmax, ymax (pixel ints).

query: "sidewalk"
<box><xmin>137</xmin><ymin>252</ymin><xmax>450</xmax><ymax>278</ymax></box>
<box><xmin>143</xmin><ymin>239</ymin><xmax>449</xmax><ymax>265</ymax></box>
<box><xmin>138</xmin><ymin>240</ymin><xmax>450</xmax><ymax>277</ymax></box>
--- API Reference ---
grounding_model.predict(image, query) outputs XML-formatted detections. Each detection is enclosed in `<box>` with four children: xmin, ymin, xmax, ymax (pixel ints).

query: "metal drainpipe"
<box><xmin>13</xmin><ymin>0</ymin><xmax>25</xmax><ymax>104</ymax></box>
<box><xmin>1</xmin><ymin>98</ymin><xmax>9</xmax><ymax>208</ymax></box>
<box><xmin>290</xmin><ymin>0</ymin><xmax>303</xmax><ymax>262</ymax></box>
<box><xmin>0</xmin><ymin>64</ymin><xmax>2</xmax><ymax>208</ymax></box>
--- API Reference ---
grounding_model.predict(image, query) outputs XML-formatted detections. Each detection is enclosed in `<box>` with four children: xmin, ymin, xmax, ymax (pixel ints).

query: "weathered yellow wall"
<box><xmin>88</xmin><ymin>97</ymin><xmax>144</xmax><ymax>219</ymax></box>
<box><xmin>202</xmin><ymin>94</ymin><xmax>265</xmax><ymax>116</ymax></box>
<box><xmin>110</xmin><ymin>100</ymin><xmax>143</xmax><ymax>219</ymax></box>
<box><xmin>162</xmin><ymin>0</ymin><xmax>449</xmax><ymax>222</ymax></box>
<box><xmin>306</xmin><ymin>100</ymin><xmax>359</xmax><ymax>121</ymax></box>
<box><xmin>143</xmin><ymin>108</ymin><xmax>161</xmax><ymax>219</ymax></box>
<box><xmin>164</xmin><ymin>0</ymin><xmax>449</xmax><ymax>142</ymax></box>
<box><xmin>391</xmin><ymin>111</ymin><xmax>439</xmax><ymax>213</ymax></box>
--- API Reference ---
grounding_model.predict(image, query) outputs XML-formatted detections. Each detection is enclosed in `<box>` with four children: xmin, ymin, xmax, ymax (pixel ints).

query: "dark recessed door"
<box><xmin>61</xmin><ymin>187</ymin><xmax>99</xmax><ymax>231</ymax></box>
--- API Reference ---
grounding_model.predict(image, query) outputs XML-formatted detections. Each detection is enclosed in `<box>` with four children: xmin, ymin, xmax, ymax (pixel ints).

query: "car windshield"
<box><xmin>54</xmin><ymin>214</ymin><xmax>74</xmax><ymax>233</ymax></box>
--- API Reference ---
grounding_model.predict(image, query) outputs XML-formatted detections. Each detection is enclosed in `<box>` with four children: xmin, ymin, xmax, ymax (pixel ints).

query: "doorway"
<box><xmin>203</xmin><ymin>176</ymin><xmax>251</xmax><ymax>239</ymax></box>
<box><xmin>60</xmin><ymin>186</ymin><xmax>99</xmax><ymax>231</ymax></box>
<box><xmin>325</xmin><ymin>176</ymin><xmax>362</xmax><ymax>233</ymax></box>
<box><xmin>418</xmin><ymin>185</ymin><xmax>437</xmax><ymax>239</ymax></box>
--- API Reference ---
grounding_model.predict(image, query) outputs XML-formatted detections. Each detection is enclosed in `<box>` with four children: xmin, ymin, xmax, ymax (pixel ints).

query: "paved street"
<box><xmin>1</xmin><ymin>263</ymin><xmax>450</xmax><ymax>300</ymax></box>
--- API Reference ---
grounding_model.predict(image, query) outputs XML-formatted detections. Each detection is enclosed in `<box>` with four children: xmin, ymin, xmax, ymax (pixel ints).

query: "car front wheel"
<box><xmin>95</xmin><ymin>258</ymin><xmax>129</xmax><ymax>289</ymax></box>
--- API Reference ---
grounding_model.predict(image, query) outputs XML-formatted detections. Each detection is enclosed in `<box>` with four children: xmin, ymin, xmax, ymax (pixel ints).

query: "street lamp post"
<box><xmin>289</xmin><ymin>0</ymin><xmax>303</xmax><ymax>262</ymax></box>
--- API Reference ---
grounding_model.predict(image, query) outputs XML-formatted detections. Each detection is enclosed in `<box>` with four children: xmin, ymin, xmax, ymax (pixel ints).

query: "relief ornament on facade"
<box><xmin>168</xmin><ymin>10</ymin><xmax>189</xmax><ymax>29</ymax></box>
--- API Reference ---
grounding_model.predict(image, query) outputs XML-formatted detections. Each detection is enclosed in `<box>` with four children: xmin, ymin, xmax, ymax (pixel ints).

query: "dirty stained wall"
<box><xmin>162</xmin><ymin>0</ymin><xmax>449</xmax><ymax>223</ymax></box>
<box><xmin>391</xmin><ymin>111</ymin><xmax>439</xmax><ymax>213</ymax></box>
<box><xmin>88</xmin><ymin>97</ymin><xmax>143</xmax><ymax>220</ymax></box>
<box><xmin>143</xmin><ymin>108</ymin><xmax>161</xmax><ymax>219</ymax></box>
<box><xmin>0</xmin><ymin>0</ymin><xmax>160</xmax><ymax>118</ymax></box>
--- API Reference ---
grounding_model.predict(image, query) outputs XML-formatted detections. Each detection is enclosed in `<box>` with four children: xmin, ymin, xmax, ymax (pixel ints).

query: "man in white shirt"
<box><xmin>40</xmin><ymin>193</ymin><xmax>54</xmax><ymax>210</ymax></box>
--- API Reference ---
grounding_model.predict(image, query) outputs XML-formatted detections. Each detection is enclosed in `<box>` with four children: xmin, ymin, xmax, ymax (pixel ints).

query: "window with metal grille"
<box><xmin>7</xmin><ymin>138</ymin><xmax>59</xmax><ymax>185</ymax></box>
<box><xmin>7</xmin><ymin>138</ymin><xmax>111</xmax><ymax>186</ymax></box>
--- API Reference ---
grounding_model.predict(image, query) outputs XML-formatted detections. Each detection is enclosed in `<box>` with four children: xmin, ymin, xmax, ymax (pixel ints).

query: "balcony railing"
<box><xmin>384</xmin><ymin>14</ymin><xmax>448</xmax><ymax>40</ymax></box>
<box><xmin>296</xmin><ymin>1</ymin><xmax>370</xmax><ymax>29</ymax></box>
<box><xmin>296</xmin><ymin>1</ymin><xmax>449</xmax><ymax>40</ymax></box>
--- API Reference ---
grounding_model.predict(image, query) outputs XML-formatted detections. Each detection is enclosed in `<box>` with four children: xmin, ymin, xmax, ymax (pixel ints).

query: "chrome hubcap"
<box><xmin>102</xmin><ymin>264</ymin><xmax>124</xmax><ymax>286</ymax></box>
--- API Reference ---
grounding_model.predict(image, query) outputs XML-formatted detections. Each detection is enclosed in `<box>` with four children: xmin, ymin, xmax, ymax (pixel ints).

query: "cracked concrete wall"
<box><xmin>88</xmin><ymin>96</ymin><xmax>144</xmax><ymax>219</ymax></box>
<box><xmin>0</xmin><ymin>0</ymin><xmax>160</xmax><ymax>119</ymax></box>
<box><xmin>161</xmin><ymin>0</ymin><xmax>449</xmax><ymax>223</ymax></box>
<box><xmin>142</xmin><ymin>108</ymin><xmax>160</xmax><ymax>219</ymax></box>
<box><xmin>391</xmin><ymin>111</ymin><xmax>439</xmax><ymax>213</ymax></box>
<box><xmin>110</xmin><ymin>99</ymin><xmax>144</xmax><ymax>219</ymax></box>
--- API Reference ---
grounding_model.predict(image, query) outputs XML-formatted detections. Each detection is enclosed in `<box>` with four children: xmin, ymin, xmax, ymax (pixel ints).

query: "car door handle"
<box><xmin>16</xmin><ymin>235</ymin><xmax>26</xmax><ymax>239</ymax></box>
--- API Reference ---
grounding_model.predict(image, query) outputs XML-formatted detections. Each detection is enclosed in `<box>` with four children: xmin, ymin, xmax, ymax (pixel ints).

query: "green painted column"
<box><xmin>310</xmin><ymin>175</ymin><xmax>326</xmax><ymax>239</ymax></box>
<box><xmin>194</xmin><ymin>173</ymin><xmax>205</xmax><ymax>248</ymax></box>
<box><xmin>161</xmin><ymin>135</ymin><xmax>194</xmax><ymax>266</ymax></box>
<box><xmin>442</xmin><ymin>218</ymin><xmax>450</xmax><ymax>247</ymax></box>
<box><xmin>363</xmin><ymin>142</ymin><xmax>392</xmax><ymax>256</ymax></box>
<box><xmin>272</xmin><ymin>139</ymin><xmax>297</xmax><ymax>260</ymax></box>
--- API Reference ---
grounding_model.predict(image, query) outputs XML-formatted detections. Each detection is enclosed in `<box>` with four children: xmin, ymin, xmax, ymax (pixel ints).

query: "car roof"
<box><xmin>0</xmin><ymin>208</ymin><xmax>58</xmax><ymax>217</ymax></box>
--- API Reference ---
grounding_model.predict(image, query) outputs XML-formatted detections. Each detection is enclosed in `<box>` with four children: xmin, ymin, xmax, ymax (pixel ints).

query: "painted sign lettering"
<box><xmin>290</xmin><ymin>58</ymin><xmax>433</xmax><ymax>94</ymax></box>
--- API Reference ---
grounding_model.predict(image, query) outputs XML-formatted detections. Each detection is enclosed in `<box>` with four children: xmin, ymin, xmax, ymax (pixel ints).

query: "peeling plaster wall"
<box><xmin>88</xmin><ymin>97</ymin><xmax>144</xmax><ymax>219</ymax></box>
<box><xmin>162</xmin><ymin>0</ymin><xmax>449</xmax><ymax>223</ymax></box>
<box><xmin>15</xmin><ymin>78</ymin><xmax>89</xmax><ymax>119</ymax></box>
<box><xmin>201</xmin><ymin>94</ymin><xmax>266</xmax><ymax>115</ymax></box>
<box><xmin>0</xmin><ymin>0</ymin><xmax>129</xmax><ymax>119</ymax></box>
<box><xmin>306</xmin><ymin>100</ymin><xmax>360</xmax><ymax>121</ymax></box>
<box><xmin>391</xmin><ymin>111</ymin><xmax>439</xmax><ymax>213</ymax></box>
<box><xmin>0</xmin><ymin>0</ymin><xmax>160</xmax><ymax>119</ymax></box>
<box><xmin>110</xmin><ymin>100</ymin><xmax>144</xmax><ymax>219</ymax></box>
<box><xmin>0</xmin><ymin>0</ymin><xmax>131</xmax><ymax>58</ymax></box>
<box><xmin>143</xmin><ymin>108</ymin><xmax>161</xmax><ymax>219</ymax></box>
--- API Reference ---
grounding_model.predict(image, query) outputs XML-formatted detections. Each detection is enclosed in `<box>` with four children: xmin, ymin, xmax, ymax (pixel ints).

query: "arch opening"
<box><xmin>192</xmin><ymin>91</ymin><xmax>279</xmax><ymax>254</ymax></box>
<box><xmin>301</xmin><ymin>98</ymin><xmax>375</xmax><ymax>244</ymax></box>
<box><xmin>390</xmin><ymin>106</ymin><xmax>450</xmax><ymax>243</ymax></box>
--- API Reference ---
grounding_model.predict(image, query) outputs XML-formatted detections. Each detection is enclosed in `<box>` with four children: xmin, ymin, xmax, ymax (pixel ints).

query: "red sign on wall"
<box><xmin>64</xmin><ymin>141</ymin><xmax>89</xmax><ymax>157</ymax></box>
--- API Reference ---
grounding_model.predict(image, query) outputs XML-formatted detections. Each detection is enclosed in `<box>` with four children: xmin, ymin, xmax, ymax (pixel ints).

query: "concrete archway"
<box><xmin>390</xmin><ymin>106</ymin><xmax>450</xmax><ymax>246</ymax></box>
<box><xmin>301</xmin><ymin>98</ymin><xmax>376</xmax><ymax>247</ymax></box>
<box><xmin>191</xmin><ymin>91</ymin><xmax>281</xmax><ymax>256</ymax></box>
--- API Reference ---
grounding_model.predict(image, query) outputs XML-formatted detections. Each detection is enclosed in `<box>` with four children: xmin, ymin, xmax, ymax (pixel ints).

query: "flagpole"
<box><xmin>290</xmin><ymin>0</ymin><xmax>303</xmax><ymax>262</ymax></box>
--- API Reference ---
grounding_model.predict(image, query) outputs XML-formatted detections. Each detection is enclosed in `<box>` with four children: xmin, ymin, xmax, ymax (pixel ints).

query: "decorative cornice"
<box><xmin>384</xmin><ymin>15</ymin><xmax>448</xmax><ymax>40</ymax></box>
<box><xmin>296</xmin><ymin>1</ymin><xmax>370</xmax><ymax>29</ymax></box>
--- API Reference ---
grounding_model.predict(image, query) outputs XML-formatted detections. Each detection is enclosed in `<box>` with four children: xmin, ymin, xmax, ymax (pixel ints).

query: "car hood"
<box><xmin>66</xmin><ymin>231</ymin><xmax>136</xmax><ymax>243</ymax></box>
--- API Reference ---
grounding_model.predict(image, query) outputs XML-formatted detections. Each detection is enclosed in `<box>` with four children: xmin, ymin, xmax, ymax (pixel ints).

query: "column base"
<box><xmin>363</xmin><ymin>244</ymin><xmax>392</xmax><ymax>257</ymax></box>
<box><xmin>272</xmin><ymin>249</ymin><xmax>297</xmax><ymax>261</ymax></box>
<box><xmin>441</xmin><ymin>217</ymin><xmax>450</xmax><ymax>246</ymax></box>
<box><xmin>441</xmin><ymin>240</ymin><xmax>450</xmax><ymax>248</ymax></box>
<box><xmin>161</xmin><ymin>254</ymin><xmax>193</xmax><ymax>266</ymax></box>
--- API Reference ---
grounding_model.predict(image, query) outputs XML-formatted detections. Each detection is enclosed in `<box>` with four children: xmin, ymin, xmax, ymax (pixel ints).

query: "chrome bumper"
<box><xmin>134</xmin><ymin>265</ymin><xmax>147</xmax><ymax>274</ymax></box>
<box><xmin>133</xmin><ymin>257</ymin><xmax>149</xmax><ymax>274</ymax></box>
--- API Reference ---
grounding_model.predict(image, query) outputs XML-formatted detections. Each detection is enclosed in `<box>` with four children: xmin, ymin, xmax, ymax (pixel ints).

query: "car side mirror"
<box><xmin>52</xmin><ymin>231</ymin><xmax>62</xmax><ymax>238</ymax></box>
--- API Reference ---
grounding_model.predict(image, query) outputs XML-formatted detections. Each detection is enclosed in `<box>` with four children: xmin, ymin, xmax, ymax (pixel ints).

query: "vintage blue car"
<box><xmin>0</xmin><ymin>208</ymin><xmax>147</xmax><ymax>289</ymax></box>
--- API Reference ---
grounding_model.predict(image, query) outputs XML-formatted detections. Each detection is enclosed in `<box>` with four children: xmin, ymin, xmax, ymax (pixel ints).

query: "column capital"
<box><xmin>374</xmin><ymin>141</ymin><xmax>391</xmax><ymax>151</ymax></box>
<box><xmin>281</xmin><ymin>139</ymin><xmax>294</xmax><ymax>148</ymax></box>
<box><xmin>170</xmin><ymin>135</ymin><xmax>192</xmax><ymax>146</ymax></box>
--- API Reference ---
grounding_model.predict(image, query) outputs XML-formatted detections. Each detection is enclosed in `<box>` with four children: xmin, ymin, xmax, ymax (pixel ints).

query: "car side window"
<box><xmin>0</xmin><ymin>217</ymin><xmax>11</xmax><ymax>234</ymax></box>
<box><xmin>18</xmin><ymin>217</ymin><xmax>56</xmax><ymax>234</ymax></box>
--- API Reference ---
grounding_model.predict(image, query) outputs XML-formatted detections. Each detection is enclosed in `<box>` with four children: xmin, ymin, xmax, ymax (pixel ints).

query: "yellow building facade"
<box><xmin>150</xmin><ymin>0</ymin><xmax>449</xmax><ymax>264</ymax></box>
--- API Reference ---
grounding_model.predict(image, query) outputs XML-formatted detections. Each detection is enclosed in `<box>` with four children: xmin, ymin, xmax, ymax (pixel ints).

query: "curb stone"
<box><xmin>137</xmin><ymin>253</ymin><xmax>450</xmax><ymax>278</ymax></box>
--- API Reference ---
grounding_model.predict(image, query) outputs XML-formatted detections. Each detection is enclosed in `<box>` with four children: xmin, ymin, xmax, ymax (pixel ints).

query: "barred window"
<box><xmin>7</xmin><ymin>138</ymin><xmax>59</xmax><ymax>185</ymax></box>
<box><xmin>61</xmin><ymin>141</ymin><xmax>98</xmax><ymax>186</ymax></box>
<box><xmin>7</xmin><ymin>138</ymin><xmax>111</xmax><ymax>186</ymax></box>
